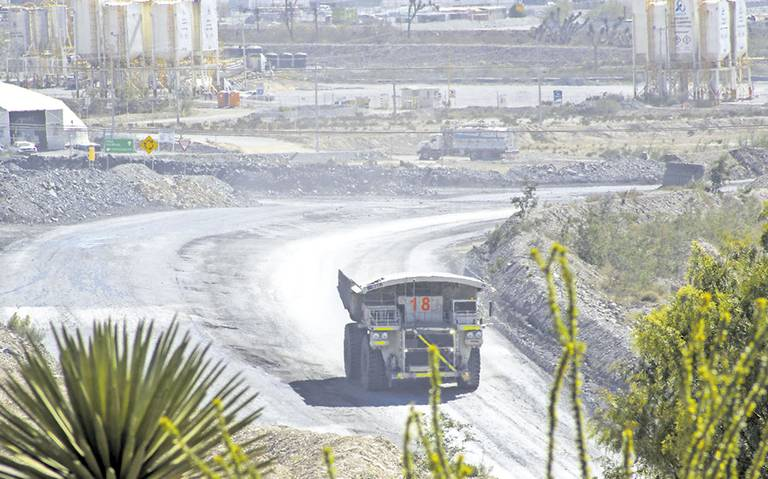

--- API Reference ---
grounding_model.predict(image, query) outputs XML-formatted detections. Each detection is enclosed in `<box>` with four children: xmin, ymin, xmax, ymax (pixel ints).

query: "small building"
<box><xmin>400</xmin><ymin>87</ymin><xmax>441</xmax><ymax>110</ymax></box>
<box><xmin>0</xmin><ymin>82</ymin><xmax>88</xmax><ymax>150</ymax></box>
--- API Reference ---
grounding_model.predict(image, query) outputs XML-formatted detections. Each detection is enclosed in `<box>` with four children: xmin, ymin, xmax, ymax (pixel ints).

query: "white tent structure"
<box><xmin>0</xmin><ymin>82</ymin><xmax>88</xmax><ymax>151</ymax></box>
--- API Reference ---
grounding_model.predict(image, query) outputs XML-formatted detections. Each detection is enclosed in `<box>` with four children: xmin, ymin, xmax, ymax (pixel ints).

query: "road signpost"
<box><xmin>178</xmin><ymin>137</ymin><xmax>191</xmax><ymax>152</ymax></box>
<box><xmin>103</xmin><ymin>138</ymin><xmax>134</xmax><ymax>154</ymax></box>
<box><xmin>139</xmin><ymin>135</ymin><xmax>158</xmax><ymax>155</ymax></box>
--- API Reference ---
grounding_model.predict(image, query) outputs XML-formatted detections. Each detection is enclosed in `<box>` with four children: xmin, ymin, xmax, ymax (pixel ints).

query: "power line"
<box><xmin>7</xmin><ymin>122</ymin><xmax>767</xmax><ymax>136</ymax></box>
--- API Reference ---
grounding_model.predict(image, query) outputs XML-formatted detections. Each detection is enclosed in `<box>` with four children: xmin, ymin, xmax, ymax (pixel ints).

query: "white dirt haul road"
<box><xmin>0</xmin><ymin>186</ymin><xmax>654</xmax><ymax>477</ymax></box>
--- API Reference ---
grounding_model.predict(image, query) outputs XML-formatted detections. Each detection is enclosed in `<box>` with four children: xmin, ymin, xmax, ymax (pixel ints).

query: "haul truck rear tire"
<box><xmin>344</xmin><ymin>324</ymin><xmax>363</xmax><ymax>380</ymax></box>
<box><xmin>360</xmin><ymin>336</ymin><xmax>388</xmax><ymax>391</ymax></box>
<box><xmin>458</xmin><ymin>348</ymin><xmax>481</xmax><ymax>391</ymax></box>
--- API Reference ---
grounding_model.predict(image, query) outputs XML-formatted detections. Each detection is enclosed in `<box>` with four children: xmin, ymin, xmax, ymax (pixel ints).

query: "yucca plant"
<box><xmin>0</xmin><ymin>320</ymin><xmax>260</xmax><ymax>479</ymax></box>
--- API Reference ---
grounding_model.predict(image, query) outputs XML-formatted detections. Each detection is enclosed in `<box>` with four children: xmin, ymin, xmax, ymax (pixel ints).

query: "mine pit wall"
<box><xmin>464</xmin><ymin>224</ymin><xmax>633</xmax><ymax>407</ymax></box>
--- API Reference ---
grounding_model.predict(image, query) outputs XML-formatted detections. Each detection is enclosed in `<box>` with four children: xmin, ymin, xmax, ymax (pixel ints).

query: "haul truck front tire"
<box><xmin>360</xmin><ymin>336</ymin><xmax>388</xmax><ymax>391</ymax></box>
<box><xmin>344</xmin><ymin>324</ymin><xmax>363</xmax><ymax>380</ymax></box>
<box><xmin>457</xmin><ymin>348</ymin><xmax>481</xmax><ymax>391</ymax></box>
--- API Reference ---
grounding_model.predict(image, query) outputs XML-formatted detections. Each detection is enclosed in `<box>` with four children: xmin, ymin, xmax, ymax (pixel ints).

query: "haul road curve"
<box><xmin>0</xmin><ymin>185</ymin><xmax>654</xmax><ymax>478</ymax></box>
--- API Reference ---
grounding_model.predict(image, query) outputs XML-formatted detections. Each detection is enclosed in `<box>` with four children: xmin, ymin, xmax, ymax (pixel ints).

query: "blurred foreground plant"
<box><xmin>0</xmin><ymin>320</ymin><xmax>260</xmax><ymax>479</ymax></box>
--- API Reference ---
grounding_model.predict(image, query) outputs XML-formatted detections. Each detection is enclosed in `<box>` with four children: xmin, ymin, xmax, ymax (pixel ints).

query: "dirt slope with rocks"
<box><xmin>247</xmin><ymin>426</ymin><xmax>402</xmax><ymax>479</ymax></box>
<box><xmin>467</xmin><ymin>189</ymin><xmax>729</xmax><ymax>401</ymax></box>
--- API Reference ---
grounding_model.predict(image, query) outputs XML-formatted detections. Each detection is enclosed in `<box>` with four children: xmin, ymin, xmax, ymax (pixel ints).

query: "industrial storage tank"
<box><xmin>245</xmin><ymin>45</ymin><xmax>262</xmax><ymax>56</ymax></box>
<box><xmin>103</xmin><ymin>1</ymin><xmax>145</xmax><ymax>62</ymax></box>
<box><xmin>700</xmin><ymin>0</ymin><xmax>730</xmax><ymax>64</ymax></box>
<box><xmin>278</xmin><ymin>52</ymin><xmax>293</xmax><ymax>68</ymax></box>
<box><xmin>8</xmin><ymin>8</ymin><xmax>31</xmax><ymax>56</ymax></box>
<box><xmin>74</xmin><ymin>0</ymin><xmax>101</xmax><ymax>61</ymax></box>
<box><xmin>293</xmin><ymin>52</ymin><xmax>307</xmax><ymax>68</ymax></box>
<box><xmin>672</xmin><ymin>0</ymin><xmax>697</xmax><ymax>64</ymax></box>
<box><xmin>193</xmin><ymin>0</ymin><xmax>219</xmax><ymax>54</ymax></box>
<box><xmin>29</xmin><ymin>7</ymin><xmax>50</xmax><ymax>53</ymax></box>
<box><xmin>48</xmin><ymin>5</ymin><xmax>70</xmax><ymax>52</ymax></box>
<box><xmin>730</xmin><ymin>0</ymin><xmax>747</xmax><ymax>60</ymax></box>
<box><xmin>152</xmin><ymin>0</ymin><xmax>194</xmax><ymax>63</ymax></box>
<box><xmin>631</xmin><ymin>0</ymin><xmax>648</xmax><ymax>60</ymax></box>
<box><xmin>265</xmin><ymin>52</ymin><xmax>278</xmax><ymax>69</ymax></box>
<box><xmin>649</xmin><ymin>0</ymin><xmax>669</xmax><ymax>65</ymax></box>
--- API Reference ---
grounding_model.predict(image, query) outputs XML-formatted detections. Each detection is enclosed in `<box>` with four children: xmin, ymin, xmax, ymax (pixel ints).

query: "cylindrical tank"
<box><xmin>649</xmin><ymin>0</ymin><xmax>669</xmax><ymax>66</ymax></box>
<box><xmin>278</xmin><ymin>52</ymin><xmax>293</xmax><ymax>68</ymax></box>
<box><xmin>29</xmin><ymin>7</ymin><xmax>50</xmax><ymax>53</ymax></box>
<box><xmin>193</xmin><ymin>0</ymin><xmax>219</xmax><ymax>54</ymax></box>
<box><xmin>74</xmin><ymin>0</ymin><xmax>100</xmax><ymax>61</ymax></box>
<box><xmin>245</xmin><ymin>45</ymin><xmax>262</xmax><ymax>56</ymax></box>
<box><xmin>631</xmin><ymin>0</ymin><xmax>648</xmax><ymax>60</ymax></box>
<box><xmin>293</xmin><ymin>52</ymin><xmax>307</xmax><ymax>68</ymax></box>
<box><xmin>265</xmin><ymin>52</ymin><xmax>278</xmax><ymax>69</ymax></box>
<box><xmin>730</xmin><ymin>0</ymin><xmax>747</xmax><ymax>60</ymax></box>
<box><xmin>8</xmin><ymin>8</ymin><xmax>31</xmax><ymax>56</ymax></box>
<box><xmin>700</xmin><ymin>0</ymin><xmax>731</xmax><ymax>64</ymax></box>
<box><xmin>48</xmin><ymin>5</ymin><xmax>70</xmax><ymax>52</ymax></box>
<box><xmin>672</xmin><ymin>0</ymin><xmax>697</xmax><ymax>65</ymax></box>
<box><xmin>152</xmin><ymin>0</ymin><xmax>194</xmax><ymax>63</ymax></box>
<box><xmin>103</xmin><ymin>1</ymin><xmax>145</xmax><ymax>63</ymax></box>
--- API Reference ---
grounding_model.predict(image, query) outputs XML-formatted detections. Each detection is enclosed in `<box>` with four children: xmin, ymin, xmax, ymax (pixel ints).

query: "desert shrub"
<box><xmin>5</xmin><ymin>313</ymin><xmax>44</xmax><ymax>345</ymax></box>
<box><xmin>563</xmin><ymin>192</ymin><xmax>763</xmax><ymax>302</ymax></box>
<box><xmin>595</xmin><ymin>232</ymin><xmax>768</xmax><ymax>477</ymax></box>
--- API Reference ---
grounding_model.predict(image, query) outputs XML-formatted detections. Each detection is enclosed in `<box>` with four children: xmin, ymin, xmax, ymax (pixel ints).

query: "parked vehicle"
<box><xmin>12</xmin><ymin>141</ymin><xmax>38</xmax><ymax>154</ymax></box>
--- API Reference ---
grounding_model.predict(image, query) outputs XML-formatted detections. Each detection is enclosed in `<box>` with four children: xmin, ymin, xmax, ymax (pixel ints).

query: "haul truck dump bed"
<box><xmin>338</xmin><ymin>270</ymin><xmax>487</xmax><ymax>391</ymax></box>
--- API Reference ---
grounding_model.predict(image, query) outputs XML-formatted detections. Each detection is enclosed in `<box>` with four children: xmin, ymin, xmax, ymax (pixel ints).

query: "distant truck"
<box><xmin>418</xmin><ymin>123</ymin><xmax>515</xmax><ymax>161</ymax></box>
<box><xmin>337</xmin><ymin>271</ymin><xmax>489</xmax><ymax>391</ymax></box>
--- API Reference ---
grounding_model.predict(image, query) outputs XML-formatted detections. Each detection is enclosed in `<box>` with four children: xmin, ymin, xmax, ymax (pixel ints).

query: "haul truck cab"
<box><xmin>337</xmin><ymin>271</ymin><xmax>488</xmax><ymax>391</ymax></box>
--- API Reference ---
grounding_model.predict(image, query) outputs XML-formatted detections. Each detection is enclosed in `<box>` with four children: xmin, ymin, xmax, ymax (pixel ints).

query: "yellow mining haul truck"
<box><xmin>337</xmin><ymin>271</ymin><xmax>489</xmax><ymax>391</ymax></box>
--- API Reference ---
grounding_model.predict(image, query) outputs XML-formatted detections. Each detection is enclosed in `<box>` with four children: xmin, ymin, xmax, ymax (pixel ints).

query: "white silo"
<box><xmin>74</xmin><ymin>0</ymin><xmax>101</xmax><ymax>61</ymax></box>
<box><xmin>103</xmin><ymin>1</ymin><xmax>145</xmax><ymax>63</ymax></box>
<box><xmin>730</xmin><ymin>0</ymin><xmax>747</xmax><ymax>60</ymax></box>
<box><xmin>8</xmin><ymin>8</ymin><xmax>31</xmax><ymax>56</ymax></box>
<box><xmin>152</xmin><ymin>0</ymin><xmax>194</xmax><ymax>64</ymax></box>
<box><xmin>48</xmin><ymin>5</ymin><xmax>70</xmax><ymax>52</ymax></box>
<box><xmin>700</xmin><ymin>0</ymin><xmax>730</xmax><ymax>64</ymax></box>
<box><xmin>672</xmin><ymin>0</ymin><xmax>697</xmax><ymax>64</ymax></box>
<box><xmin>29</xmin><ymin>7</ymin><xmax>50</xmax><ymax>53</ymax></box>
<box><xmin>194</xmin><ymin>0</ymin><xmax>219</xmax><ymax>54</ymax></box>
<box><xmin>649</xmin><ymin>0</ymin><xmax>669</xmax><ymax>66</ymax></box>
<box><xmin>631</xmin><ymin>0</ymin><xmax>648</xmax><ymax>61</ymax></box>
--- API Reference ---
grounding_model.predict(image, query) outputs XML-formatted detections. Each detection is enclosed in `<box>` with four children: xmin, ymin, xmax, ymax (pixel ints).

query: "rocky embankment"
<box><xmin>0</xmin><ymin>163</ymin><xmax>239</xmax><ymax>224</ymax></box>
<box><xmin>467</xmin><ymin>190</ymin><xmax>738</xmax><ymax>400</ymax></box>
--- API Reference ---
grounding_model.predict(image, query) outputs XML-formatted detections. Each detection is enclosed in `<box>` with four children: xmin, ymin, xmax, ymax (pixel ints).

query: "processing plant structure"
<box><xmin>4</xmin><ymin>0</ymin><xmax>220</xmax><ymax>101</ymax></box>
<box><xmin>632</xmin><ymin>0</ymin><xmax>751</xmax><ymax>103</ymax></box>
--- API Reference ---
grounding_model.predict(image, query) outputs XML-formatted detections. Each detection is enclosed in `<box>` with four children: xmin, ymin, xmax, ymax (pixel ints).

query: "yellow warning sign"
<box><xmin>87</xmin><ymin>146</ymin><xmax>95</xmax><ymax>162</ymax></box>
<box><xmin>139</xmin><ymin>135</ymin><xmax>158</xmax><ymax>155</ymax></box>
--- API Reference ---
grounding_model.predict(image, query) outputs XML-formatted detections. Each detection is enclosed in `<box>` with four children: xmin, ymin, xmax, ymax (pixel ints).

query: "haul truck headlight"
<box><xmin>371</xmin><ymin>332</ymin><xmax>389</xmax><ymax>347</ymax></box>
<box><xmin>465</xmin><ymin>331</ymin><xmax>482</xmax><ymax>345</ymax></box>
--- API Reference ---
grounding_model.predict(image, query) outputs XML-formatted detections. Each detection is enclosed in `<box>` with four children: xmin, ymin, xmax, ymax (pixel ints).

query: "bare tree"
<box><xmin>284</xmin><ymin>0</ymin><xmax>299</xmax><ymax>40</ymax></box>
<box><xmin>406</xmin><ymin>0</ymin><xmax>431</xmax><ymax>38</ymax></box>
<box><xmin>586</xmin><ymin>17</ymin><xmax>630</xmax><ymax>71</ymax></box>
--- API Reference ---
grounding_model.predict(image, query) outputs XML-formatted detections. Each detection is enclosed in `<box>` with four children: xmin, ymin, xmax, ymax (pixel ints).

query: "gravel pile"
<box><xmin>506</xmin><ymin>157</ymin><xmax>664</xmax><ymax>185</ymax></box>
<box><xmin>0</xmin><ymin>164</ymin><xmax>151</xmax><ymax>224</ymax></box>
<box><xmin>244</xmin><ymin>425</ymin><xmax>401</xmax><ymax>479</ymax></box>
<box><xmin>223</xmin><ymin>162</ymin><xmax>510</xmax><ymax>196</ymax></box>
<box><xmin>730</xmin><ymin>147</ymin><xmax>768</xmax><ymax>177</ymax></box>
<box><xmin>112</xmin><ymin>163</ymin><xmax>237</xmax><ymax>209</ymax></box>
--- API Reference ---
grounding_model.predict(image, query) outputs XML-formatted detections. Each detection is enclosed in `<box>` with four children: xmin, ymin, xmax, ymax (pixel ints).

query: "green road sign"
<box><xmin>103</xmin><ymin>138</ymin><xmax>135</xmax><ymax>153</ymax></box>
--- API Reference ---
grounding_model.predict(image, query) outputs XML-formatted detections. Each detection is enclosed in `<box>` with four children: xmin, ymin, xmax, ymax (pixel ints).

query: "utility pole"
<box><xmin>631</xmin><ymin>15</ymin><xmax>637</xmax><ymax>99</ymax></box>
<box><xmin>314</xmin><ymin>63</ymin><xmax>319</xmax><ymax>152</ymax></box>
<box><xmin>241</xmin><ymin>25</ymin><xmax>247</xmax><ymax>90</ymax></box>
<box><xmin>392</xmin><ymin>82</ymin><xmax>397</xmax><ymax>117</ymax></box>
